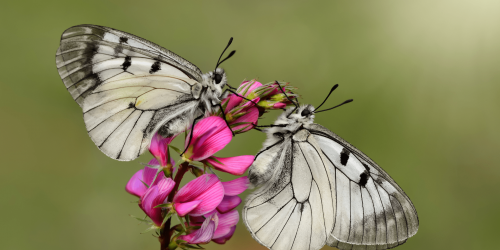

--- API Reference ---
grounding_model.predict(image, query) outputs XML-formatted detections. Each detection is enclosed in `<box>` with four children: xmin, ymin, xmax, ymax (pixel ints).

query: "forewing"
<box><xmin>56</xmin><ymin>25</ymin><xmax>203</xmax><ymax>161</ymax></box>
<box><xmin>305</xmin><ymin>123</ymin><xmax>419</xmax><ymax>250</ymax></box>
<box><xmin>243</xmin><ymin>129</ymin><xmax>337</xmax><ymax>250</ymax></box>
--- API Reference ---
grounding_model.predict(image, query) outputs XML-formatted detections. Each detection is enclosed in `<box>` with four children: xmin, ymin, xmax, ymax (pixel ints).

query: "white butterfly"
<box><xmin>243</xmin><ymin>86</ymin><xmax>419</xmax><ymax>250</ymax></box>
<box><xmin>56</xmin><ymin>24</ymin><xmax>235</xmax><ymax>161</ymax></box>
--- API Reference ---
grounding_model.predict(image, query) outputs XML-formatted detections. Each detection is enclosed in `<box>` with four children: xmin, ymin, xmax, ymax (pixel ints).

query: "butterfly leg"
<box><xmin>226</xmin><ymin>89</ymin><xmax>259</xmax><ymax>106</ymax></box>
<box><xmin>217</xmin><ymin>103</ymin><xmax>235</xmax><ymax>136</ymax></box>
<box><xmin>181</xmin><ymin>114</ymin><xmax>205</xmax><ymax>156</ymax></box>
<box><xmin>274</xmin><ymin>80</ymin><xmax>300</xmax><ymax>115</ymax></box>
<box><xmin>254</xmin><ymin>124</ymin><xmax>287</xmax><ymax>128</ymax></box>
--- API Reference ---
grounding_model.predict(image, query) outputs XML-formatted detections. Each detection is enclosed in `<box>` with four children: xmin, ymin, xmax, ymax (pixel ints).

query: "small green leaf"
<box><xmin>161</xmin><ymin>211</ymin><xmax>174</xmax><ymax>226</ymax></box>
<box><xmin>176</xmin><ymin>214</ymin><xmax>186</xmax><ymax>232</ymax></box>
<box><xmin>140</xmin><ymin>225</ymin><xmax>158</xmax><ymax>234</ymax></box>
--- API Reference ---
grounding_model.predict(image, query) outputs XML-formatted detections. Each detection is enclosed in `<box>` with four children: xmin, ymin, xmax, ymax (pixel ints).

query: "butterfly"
<box><xmin>56</xmin><ymin>24</ymin><xmax>235</xmax><ymax>161</ymax></box>
<box><xmin>243</xmin><ymin>84</ymin><xmax>419</xmax><ymax>250</ymax></box>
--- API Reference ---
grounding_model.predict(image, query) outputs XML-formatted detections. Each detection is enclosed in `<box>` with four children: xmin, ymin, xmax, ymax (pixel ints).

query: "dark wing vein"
<box><xmin>254</xmin><ymin>198</ymin><xmax>294</xmax><ymax>233</ymax></box>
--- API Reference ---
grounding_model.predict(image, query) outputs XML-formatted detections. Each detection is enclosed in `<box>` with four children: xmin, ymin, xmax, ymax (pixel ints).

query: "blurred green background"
<box><xmin>1</xmin><ymin>0</ymin><xmax>499</xmax><ymax>249</ymax></box>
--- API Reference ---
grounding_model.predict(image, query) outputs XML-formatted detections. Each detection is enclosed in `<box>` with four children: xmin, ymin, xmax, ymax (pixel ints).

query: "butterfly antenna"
<box><xmin>314</xmin><ymin>99</ymin><xmax>353</xmax><ymax>113</ymax></box>
<box><xmin>275</xmin><ymin>81</ymin><xmax>298</xmax><ymax>108</ymax></box>
<box><xmin>215</xmin><ymin>37</ymin><xmax>235</xmax><ymax>70</ymax></box>
<box><xmin>314</xmin><ymin>84</ymin><xmax>338</xmax><ymax>111</ymax></box>
<box><xmin>217</xmin><ymin>50</ymin><xmax>236</xmax><ymax>67</ymax></box>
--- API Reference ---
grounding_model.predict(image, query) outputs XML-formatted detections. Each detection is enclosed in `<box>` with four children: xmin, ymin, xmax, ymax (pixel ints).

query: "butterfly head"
<box><xmin>275</xmin><ymin>105</ymin><xmax>316</xmax><ymax>129</ymax></box>
<box><xmin>206</xmin><ymin>68</ymin><xmax>227</xmax><ymax>96</ymax></box>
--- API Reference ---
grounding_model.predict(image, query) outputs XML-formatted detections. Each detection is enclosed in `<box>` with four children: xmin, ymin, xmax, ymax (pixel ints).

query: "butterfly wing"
<box><xmin>306</xmin><ymin>123</ymin><xmax>419</xmax><ymax>250</ymax></box>
<box><xmin>56</xmin><ymin>25</ymin><xmax>204</xmax><ymax>161</ymax></box>
<box><xmin>243</xmin><ymin>129</ymin><xmax>338</xmax><ymax>250</ymax></box>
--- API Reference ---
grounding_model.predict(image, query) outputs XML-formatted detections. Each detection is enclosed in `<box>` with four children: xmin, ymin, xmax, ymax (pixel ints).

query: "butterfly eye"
<box><xmin>214</xmin><ymin>74</ymin><xmax>222</xmax><ymax>84</ymax></box>
<box><xmin>301</xmin><ymin>109</ymin><xmax>311</xmax><ymax>117</ymax></box>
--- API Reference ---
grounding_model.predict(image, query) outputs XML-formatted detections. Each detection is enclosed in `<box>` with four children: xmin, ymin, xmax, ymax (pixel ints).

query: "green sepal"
<box><xmin>183</xmin><ymin>244</ymin><xmax>205</xmax><ymax>249</ymax></box>
<box><xmin>169</xmin><ymin>145</ymin><xmax>182</xmax><ymax>155</ymax></box>
<box><xmin>133</xmin><ymin>217</ymin><xmax>151</xmax><ymax>223</ymax></box>
<box><xmin>233</xmin><ymin>125</ymin><xmax>251</xmax><ymax>134</ymax></box>
<box><xmin>140</xmin><ymin>225</ymin><xmax>158</xmax><ymax>234</ymax></box>
<box><xmin>161</xmin><ymin>210</ymin><xmax>175</xmax><ymax>226</ymax></box>
<box><xmin>154</xmin><ymin>203</ymin><xmax>172</xmax><ymax>208</ymax></box>
<box><xmin>203</xmin><ymin>161</ymin><xmax>215</xmax><ymax>169</ymax></box>
<box><xmin>140</xmin><ymin>179</ymin><xmax>150</xmax><ymax>189</ymax></box>
<box><xmin>176</xmin><ymin>214</ymin><xmax>187</xmax><ymax>232</ymax></box>
<box><xmin>208</xmin><ymin>156</ymin><xmax>223</xmax><ymax>165</ymax></box>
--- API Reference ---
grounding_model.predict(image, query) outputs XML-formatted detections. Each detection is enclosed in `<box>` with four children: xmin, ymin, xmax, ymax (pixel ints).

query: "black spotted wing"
<box><xmin>56</xmin><ymin>25</ymin><xmax>204</xmax><ymax>161</ymax></box>
<box><xmin>306</xmin><ymin>123</ymin><xmax>419</xmax><ymax>250</ymax></box>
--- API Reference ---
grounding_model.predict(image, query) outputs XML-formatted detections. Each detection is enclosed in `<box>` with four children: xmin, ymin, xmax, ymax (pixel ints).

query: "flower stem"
<box><xmin>159</xmin><ymin>162</ymin><xmax>189</xmax><ymax>250</ymax></box>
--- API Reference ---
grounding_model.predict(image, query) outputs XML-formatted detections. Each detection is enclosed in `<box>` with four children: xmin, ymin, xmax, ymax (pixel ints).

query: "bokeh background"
<box><xmin>1</xmin><ymin>1</ymin><xmax>499</xmax><ymax>249</ymax></box>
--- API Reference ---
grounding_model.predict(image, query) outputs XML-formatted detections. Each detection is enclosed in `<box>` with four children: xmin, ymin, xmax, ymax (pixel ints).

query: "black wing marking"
<box><xmin>306</xmin><ymin>123</ymin><xmax>418</xmax><ymax>250</ymax></box>
<box><xmin>243</xmin><ymin>130</ymin><xmax>338</xmax><ymax>250</ymax></box>
<box><xmin>56</xmin><ymin>25</ymin><xmax>205</xmax><ymax>161</ymax></box>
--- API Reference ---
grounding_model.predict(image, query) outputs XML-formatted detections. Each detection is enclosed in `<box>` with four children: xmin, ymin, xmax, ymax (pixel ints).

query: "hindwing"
<box><xmin>244</xmin><ymin>125</ymin><xmax>419</xmax><ymax>250</ymax></box>
<box><xmin>243</xmin><ymin>129</ymin><xmax>337</xmax><ymax>250</ymax></box>
<box><xmin>56</xmin><ymin>25</ymin><xmax>204</xmax><ymax>161</ymax></box>
<box><xmin>306</xmin><ymin>123</ymin><xmax>419</xmax><ymax>250</ymax></box>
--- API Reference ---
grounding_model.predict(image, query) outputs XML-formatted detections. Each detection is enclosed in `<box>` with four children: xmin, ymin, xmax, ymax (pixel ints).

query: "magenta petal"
<box><xmin>273</xmin><ymin>102</ymin><xmax>287</xmax><ymax>109</ymax></box>
<box><xmin>213</xmin><ymin>210</ymin><xmax>239</xmax><ymax>238</ymax></box>
<box><xmin>225</xmin><ymin>94</ymin><xmax>243</xmax><ymax>112</ymax></box>
<box><xmin>143</xmin><ymin>166</ymin><xmax>164</xmax><ymax>187</ymax></box>
<box><xmin>175</xmin><ymin>200</ymin><xmax>202</xmax><ymax>217</ymax></box>
<box><xmin>125</xmin><ymin>169</ymin><xmax>147</xmax><ymax>197</ymax></box>
<box><xmin>230</xmin><ymin>107</ymin><xmax>259</xmax><ymax>133</ymax></box>
<box><xmin>148</xmin><ymin>158</ymin><xmax>160</xmax><ymax>166</ymax></box>
<box><xmin>243</xmin><ymin>81</ymin><xmax>263</xmax><ymax>97</ymax></box>
<box><xmin>205</xmin><ymin>156</ymin><xmax>254</xmax><ymax>176</ymax></box>
<box><xmin>173</xmin><ymin>174</ymin><xmax>224</xmax><ymax>216</ymax></box>
<box><xmin>222</xmin><ymin>176</ymin><xmax>250</xmax><ymax>196</ymax></box>
<box><xmin>217</xmin><ymin>210</ymin><xmax>239</xmax><ymax>228</ymax></box>
<box><xmin>149</xmin><ymin>134</ymin><xmax>175</xmax><ymax>166</ymax></box>
<box><xmin>139</xmin><ymin>178</ymin><xmax>175</xmax><ymax>227</ymax></box>
<box><xmin>177</xmin><ymin>233</ymin><xmax>196</xmax><ymax>244</ymax></box>
<box><xmin>217</xmin><ymin>195</ymin><xmax>242</xmax><ymax>213</ymax></box>
<box><xmin>187</xmin><ymin>117</ymin><xmax>232</xmax><ymax>161</ymax></box>
<box><xmin>213</xmin><ymin>226</ymin><xmax>236</xmax><ymax>244</ymax></box>
<box><xmin>156</xmin><ymin>178</ymin><xmax>175</xmax><ymax>200</ymax></box>
<box><xmin>140</xmin><ymin>187</ymin><xmax>163</xmax><ymax>226</ymax></box>
<box><xmin>188</xmin><ymin>181</ymin><xmax>224</xmax><ymax>216</ymax></box>
<box><xmin>241</xmin><ymin>97</ymin><xmax>260</xmax><ymax>109</ymax></box>
<box><xmin>188</xmin><ymin>215</ymin><xmax>206</xmax><ymax>226</ymax></box>
<box><xmin>174</xmin><ymin>174</ymin><xmax>219</xmax><ymax>202</ymax></box>
<box><xmin>188</xmin><ymin>213</ymin><xmax>219</xmax><ymax>244</ymax></box>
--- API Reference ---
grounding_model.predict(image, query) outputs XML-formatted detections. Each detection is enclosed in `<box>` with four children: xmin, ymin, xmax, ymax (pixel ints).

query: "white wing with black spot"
<box><xmin>56</xmin><ymin>25</ymin><xmax>204</xmax><ymax>161</ymax></box>
<box><xmin>306</xmin><ymin>123</ymin><xmax>419</xmax><ymax>250</ymax></box>
<box><xmin>243</xmin><ymin>129</ymin><xmax>338</xmax><ymax>250</ymax></box>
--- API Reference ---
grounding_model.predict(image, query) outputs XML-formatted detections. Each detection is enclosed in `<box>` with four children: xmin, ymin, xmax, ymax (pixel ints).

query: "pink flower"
<box><xmin>183</xmin><ymin>210</ymin><xmax>239</xmax><ymax>244</ymax></box>
<box><xmin>220</xmin><ymin>94</ymin><xmax>260</xmax><ymax>133</ymax></box>
<box><xmin>212</xmin><ymin>226</ymin><xmax>236</xmax><ymax>244</ymax></box>
<box><xmin>244</xmin><ymin>80</ymin><xmax>298</xmax><ymax>110</ymax></box>
<box><xmin>139</xmin><ymin>178</ymin><xmax>175</xmax><ymax>227</ymax></box>
<box><xmin>236</xmin><ymin>80</ymin><xmax>263</xmax><ymax>98</ymax></box>
<box><xmin>149</xmin><ymin>133</ymin><xmax>175</xmax><ymax>167</ymax></box>
<box><xmin>203</xmin><ymin>156</ymin><xmax>253</xmax><ymax>175</ymax></box>
<box><xmin>125</xmin><ymin>159</ymin><xmax>168</xmax><ymax>197</ymax></box>
<box><xmin>173</xmin><ymin>174</ymin><xmax>224</xmax><ymax>216</ymax></box>
<box><xmin>217</xmin><ymin>177</ymin><xmax>250</xmax><ymax>213</ymax></box>
<box><xmin>183</xmin><ymin>116</ymin><xmax>232</xmax><ymax>162</ymax></box>
<box><xmin>221</xmin><ymin>176</ymin><xmax>250</xmax><ymax>196</ymax></box>
<box><xmin>217</xmin><ymin>195</ymin><xmax>242</xmax><ymax>214</ymax></box>
<box><xmin>178</xmin><ymin>213</ymin><xmax>218</xmax><ymax>244</ymax></box>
